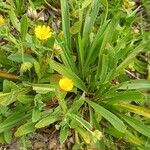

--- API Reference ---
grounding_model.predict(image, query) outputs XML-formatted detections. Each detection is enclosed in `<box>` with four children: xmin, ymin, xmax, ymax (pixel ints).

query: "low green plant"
<box><xmin>0</xmin><ymin>0</ymin><xmax>150</xmax><ymax>149</ymax></box>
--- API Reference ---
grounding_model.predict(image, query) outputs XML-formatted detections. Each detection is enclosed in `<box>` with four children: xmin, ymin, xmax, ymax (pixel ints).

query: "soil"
<box><xmin>0</xmin><ymin>128</ymin><xmax>75</xmax><ymax>150</ymax></box>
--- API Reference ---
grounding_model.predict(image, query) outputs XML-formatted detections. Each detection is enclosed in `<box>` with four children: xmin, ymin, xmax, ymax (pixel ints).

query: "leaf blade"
<box><xmin>121</xmin><ymin>115</ymin><xmax>150</xmax><ymax>138</ymax></box>
<box><xmin>49</xmin><ymin>59</ymin><xmax>87</xmax><ymax>91</ymax></box>
<box><xmin>87</xmin><ymin>100</ymin><xmax>126</xmax><ymax>133</ymax></box>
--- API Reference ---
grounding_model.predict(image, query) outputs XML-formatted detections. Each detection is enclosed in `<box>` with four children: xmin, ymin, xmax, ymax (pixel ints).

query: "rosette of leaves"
<box><xmin>0</xmin><ymin>0</ymin><xmax>150</xmax><ymax>149</ymax></box>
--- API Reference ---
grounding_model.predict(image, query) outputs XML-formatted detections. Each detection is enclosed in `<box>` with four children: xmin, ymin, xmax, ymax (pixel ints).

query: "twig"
<box><xmin>125</xmin><ymin>69</ymin><xmax>140</xmax><ymax>80</ymax></box>
<box><xmin>44</xmin><ymin>0</ymin><xmax>60</xmax><ymax>14</ymax></box>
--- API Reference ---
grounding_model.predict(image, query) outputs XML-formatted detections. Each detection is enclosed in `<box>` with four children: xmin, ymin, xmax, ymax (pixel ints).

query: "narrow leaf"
<box><xmin>116</xmin><ymin>42</ymin><xmax>149</xmax><ymax>73</ymax></box>
<box><xmin>60</xmin><ymin>0</ymin><xmax>71</xmax><ymax>51</ymax></box>
<box><xmin>107</xmin><ymin>91</ymin><xmax>145</xmax><ymax>104</ymax></box>
<box><xmin>4</xmin><ymin>130</ymin><xmax>12</xmax><ymax>144</ymax></box>
<box><xmin>8</xmin><ymin>9</ymin><xmax>20</xmax><ymax>32</ymax></box>
<box><xmin>15</xmin><ymin>122</ymin><xmax>36</xmax><ymax>137</ymax></box>
<box><xmin>115</xmin><ymin>102</ymin><xmax>150</xmax><ymax>118</ymax></box>
<box><xmin>49</xmin><ymin>59</ymin><xmax>86</xmax><ymax>91</ymax></box>
<box><xmin>118</xmin><ymin>80</ymin><xmax>150</xmax><ymax>90</ymax></box>
<box><xmin>32</xmin><ymin>107</ymin><xmax>41</xmax><ymax>123</ymax></box>
<box><xmin>35</xmin><ymin>112</ymin><xmax>61</xmax><ymax>128</ymax></box>
<box><xmin>121</xmin><ymin>115</ymin><xmax>150</xmax><ymax>138</ymax></box>
<box><xmin>21</xmin><ymin>15</ymin><xmax>28</xmax><ymax>42</ymax></box>
<box><xmin>68</xmin><ymin>114</ymin><xmax>92</xmax><ymax>131</ymax></box>
<box><xmin>60</xmin><ymin>125</ymin><xmax>69</xmax><ymax>144</ymax></box>
<box><xmin>87</xmin><ymin>100</ymin><xmax>126</xmax><ymax>133</ymax></box>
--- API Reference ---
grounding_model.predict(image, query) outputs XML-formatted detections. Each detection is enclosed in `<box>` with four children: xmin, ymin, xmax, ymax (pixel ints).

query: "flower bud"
<box><xmin>20</xmin><ymin>62</ymin><xmax>33</xmax><ymax>73</ymax></box>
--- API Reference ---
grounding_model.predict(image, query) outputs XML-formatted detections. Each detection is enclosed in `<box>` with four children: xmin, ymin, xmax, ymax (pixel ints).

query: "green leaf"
<box><xmin>0</xmin><ymin>88</ymin><xmax>30</xmax><ymax>106</ymax></box>
<box><xmin>69</xmin><ymin>95</ymin><xmax>85</xmax><ymax>113</ymax></box>
<box><xmin>106</xmin><ymin>127</ymin><xmax>144</xmax><ymax>145</ymax></box>
<box><xmin>17</xmin><ymin>95</ymin><xmax>34</xmax><ymax>104</ymax></box>
<box><xmin>0</xmin><ymin>92</ymin><xmax>15</xmax><ymax>106</ymax></box>
<box><xmin>116</xmin><ymin>42</ymin><xmax>149</xmax><ymax>73</ymax></box>
<box><xmin>105</xmin><ymin>127</ymin><xmax>124</xmax><ymax>138</ymax></box>
<box><xmin>35</xmin><ymin>109</ymin><xmax>62</xmax><ymax>128</ymax></box>
<box><xmin>60</xmin><ymin>0</ymin><xmax>71</xmax><ymax>51</ymax></box>
<box><xmin>115</xmin><ymin>103</ymin><xmax>150</xmax><ymax>118</ymax></box>
<box><xmin>34</xmin><ymin>61</ymin><xmax>42</xmax><ymax>79</ymax></box>
<box><xmin>60</xmin><ymin>0</ymin><xmax>77</xmax><ymax>73</ymax></box>
<box><xmin>77</xmin><ymin>33</ymin><xmax>84</xmax><ymax>69</ymax></box>
<box><xmin>118</xmin><ymin>80</ymin><xmax>150</xmax><ymax>90</ymax></box>
<box><xmin>86</xmin><ymin>100</ymin><xmax>126</xmax><ymax>133</ymax></box>
<box><xmin>4</xmin><ymin>130</ymin><xmax>12</xmax><ymax>144</ymax></box>
<box><xmin>81</xmin><ymin>0</ymin><xmax>92</xmax><ymax>9</ymax></box>
<box><xmin>83</xmin><ymin>0</ymin><xmax>100</xmax><ymax>39</ymax></box>
<box><xmin>105</xmin><ymin>51</ymin><xmax>117</xmax><ymax>82</ymax></box>
<box><xmin>124</xmin><ymin>130</ymin><xmax>144</xmax><ymax>145</ymax></box>
<box><xmin>32</xmin><ymin>107</ymin><xmax>41</xmax><ymax>123</ymax></box>
<box><xmin>32</xmin><ymin>94</ymin><xmax>44</xmax><ymax>122</ymax></box>
<box><xmin>75</xmin><ymin>126</ymin><xmax>91</xmax><ymax>144</ymax></box>
<box><xmin>121</xmin><ymin>115</ymin><xmax>150</xmax><ymax>138</ymax></box>
<box><xmin>32</xmin><ymin>84</ymin><xmax>55</xmax><ymax>94</ymax></box>
<box><xmin>14</xmin><ymin>0</ymin><xmax>24</xmax><ymax>14</ymax></box>
<box><xmin>3</xmin><ymin>80</ymin><xmax>19</xmax><ymax>92</ymax></box>
<box><xmin>56</xmin><ymin>92</ymin><xmax>68</xmax><ymax>113</ymax></box>
<box><xmin>35</xmin><ymin>115</ymin><xmax>59</xmax><ymax>128</ymax></box>
<box><xmin>0</xmin><ymin>107</ymin><xmax>32</xmax><ymax>133</ymax></box>
<box><xmin>49</xmin><ymin>59</ymin><xmax>86</xmax><ymax>91</ymax></box>
<box><xmin>15</xmin><ymin>122</ymin><xmax>36</xmax><ymax>137</ymax></box>
<box><xmin>0</xmin><ymin>52</ymin><xmax>13</xmax><ymax>67</ymax></box>
<box><xmin>68</xmin><ymin>114</ymin><xmax>92</xmax><ymax>131</ymax></box>
<box><xmin>96</xmin><ymin>15</ymin><xmax>120</xmax><ymax>78</ymax></box>
<box><xmin>21</xmin><ymin>15</ymin><xmax>28</xmax><ymax>42</ymax></box>
<box><xmin>60</xmin><ymin>125</ymin><xmax>69</xmax><ymax>144</ymax></box>
<box><xmin>8</xmin><ymin>53</ymin><xmax>35</xmax><ymax>63</ymax></box>
<box><xmin>84</xmin><ymin>20</ymin><xmax>109</xmax><ymax>69</ymax></box>
<box><xmin>107</xmin><ymin>91</ymin><xmax>145</xmax><ymax>104</ymax></box>
<box><xmin>8</xmin><ymin>9</ymin><xmax>20</xmax><ymax>32</ymax></box>
<box><xmin>115</xmin><ymin>31</ymin><xmax>132</xmax><ymax>56</ymax></box>
<box><xmin>106</xmin><ymin>128</ymin><xmax>144</xmax><ymax>145</ymax></box>
<box><xmin>71</xmin><ymin>21</ymin><xmax>81</xmax><ymax>34</ymax></box>
<box><xmin>0</xmin><ymin>133</ymin><xmax>5</xmax><ymax>144</ymax></box>
<box><xmin>99</xmin><ymin>54</ymin><xmax>109</xmax><ymax>83</ymax></box>
<box><xmin>82</xmin><ymin>0</ymin><xmax>100</xmax><ymax>68</ymax></box>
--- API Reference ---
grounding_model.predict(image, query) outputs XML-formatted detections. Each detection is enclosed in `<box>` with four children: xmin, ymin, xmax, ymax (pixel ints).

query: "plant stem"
<box><xmin>0</xmin><ymin>71</ymin><xmax>18</xmax><ymax>80</ymax></box>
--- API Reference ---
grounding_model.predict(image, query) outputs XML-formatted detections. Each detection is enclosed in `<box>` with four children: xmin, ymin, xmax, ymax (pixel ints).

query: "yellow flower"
<box><xmin>59</xmin><ymin>77</ymin><xmax>73</xmax><ymax>92</ymax></box>
<box><xmin>0</xmin><ymin>15</ymin><xmax>5</xmax><ymax>26</ymax></box>
<box><xmin>123</xmin><ymin>0</ymin><xmax>135</xmax><ymax>9</ymax></box>
<box><xmin>35</xmin><ymin>25</ymin><xmax>52</xmax><ymax>40</ymax></box>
